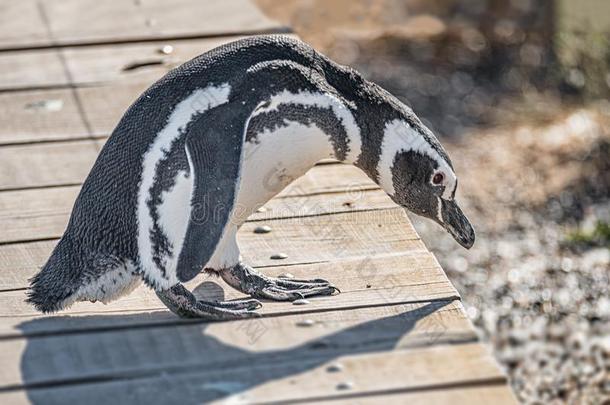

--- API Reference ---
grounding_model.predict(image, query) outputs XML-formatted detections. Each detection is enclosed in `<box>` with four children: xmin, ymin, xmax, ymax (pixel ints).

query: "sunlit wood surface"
<box><xmin>0</xmin><ymin>1</ymin><xmax>515</xmax><ymax>403</ymax></box>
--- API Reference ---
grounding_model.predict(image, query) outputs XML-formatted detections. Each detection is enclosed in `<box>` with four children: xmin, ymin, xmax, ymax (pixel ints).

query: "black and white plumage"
<box><xmin>28</xmin><ymin>35</ymin><xmax>475</xmax><ymax>318</ymax></box>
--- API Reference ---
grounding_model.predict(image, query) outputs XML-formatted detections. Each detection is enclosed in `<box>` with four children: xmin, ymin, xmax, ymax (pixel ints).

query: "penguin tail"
<box><xmin>27</xmin><ymin>237</ymin><xmax>82</xmax><ymax>313</ymax></box>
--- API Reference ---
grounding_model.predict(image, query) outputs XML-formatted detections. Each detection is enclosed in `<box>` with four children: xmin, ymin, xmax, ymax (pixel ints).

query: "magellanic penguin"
<box><xmin>28</xmin><ymin>35</ymin><xmax>475</xmax><ymax>319</ymax></box>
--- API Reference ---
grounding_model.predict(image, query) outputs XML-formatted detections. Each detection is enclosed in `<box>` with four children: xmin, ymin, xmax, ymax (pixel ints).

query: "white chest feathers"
<box><xmin>204</xmin><ymin>120</ymin><xmax>335</xmax><ymax>270</ymax></box>
<box><xmin>232</xmin><ymin>121</ymin><xmax>335</xmax><ymax>224</ymax></box>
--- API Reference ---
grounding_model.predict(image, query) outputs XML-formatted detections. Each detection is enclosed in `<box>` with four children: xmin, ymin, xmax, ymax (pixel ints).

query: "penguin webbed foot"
<box><xmin>221</xmin><ymin>263</ymin><xmax>340</xmax><ymax>301</ymax></box>
<box><xmin>156</xmin><ymin>284</ymin><xmax>262</xmax><ymax>320</ymax></box>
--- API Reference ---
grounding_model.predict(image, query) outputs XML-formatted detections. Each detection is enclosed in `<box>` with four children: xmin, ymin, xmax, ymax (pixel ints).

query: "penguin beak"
<box><xmin>438</xmin><ymin>198</ymin><xmax>475</xmax><ymax>249</ymax></box>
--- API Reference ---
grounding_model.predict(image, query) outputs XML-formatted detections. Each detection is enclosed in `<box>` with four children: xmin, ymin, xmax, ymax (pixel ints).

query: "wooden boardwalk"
<box><xmin>0</xmin><ymin>1</ymin><xmax>516</xmax><ymax>403</ymax></box>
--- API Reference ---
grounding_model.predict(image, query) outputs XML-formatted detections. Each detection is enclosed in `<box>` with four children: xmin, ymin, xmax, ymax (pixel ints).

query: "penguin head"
<box><xmin>376</xmin><ymin>119</ymin><xmax>475</xmax><ymax>249</ymax></box>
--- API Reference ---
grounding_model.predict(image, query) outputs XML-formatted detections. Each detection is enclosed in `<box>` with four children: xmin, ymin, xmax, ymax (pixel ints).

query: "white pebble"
<box><xmin>159</xmin><ymin>45</ymin><xmax>174</xmax><ymax>55</ymax></box>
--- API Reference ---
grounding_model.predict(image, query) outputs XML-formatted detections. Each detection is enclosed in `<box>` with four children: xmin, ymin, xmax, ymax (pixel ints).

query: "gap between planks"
<box><xmin>0</xmin><ymin>28</ymin><xmax>292</xmax><ymax>54</ymax></box>
<box><xmin>260</xmin><ymin>378</ymin><xmax>515</xmax><ymax>405</ymax></box>
<box><xmin>0</xmin><ymin>34</ymin><xmax>298</xmax><ymax>94</ymax></box>
<box><xmin>0</xmin><ymin>302</ymin><xmax>478</xmax><ymax>391</ymax></box>
<box><xmin>0</xmin><ymin>208</ymin><xmax>428</xmax><ymax>291</ymax></box>
<box><xmin>0</xmin><ymin>0</ymin><xmax>288</xmax><ymax>52</ymax></box>
<box><xmin>0</xmin><ymin>342</ymin><xmax>509</xmax><ymax>404</ymax></box>
<box><xmin>0</xmin><ymin>35</ymin><xmax>297</xmax><ymax>146</ymax></box>
<box><xmin>0</xmin><ymin>250</ymin><xmax>456</xmax><ymax>338</ymax></box>
<box><xmin>0</xmin><ymin>186</ymin><xmax>391</xmax><ymax>245</ymax></box>
<box><xmin>0</xmin><ymin>143</ymin><xmax>370</xmax><ymax>191</ymax></box>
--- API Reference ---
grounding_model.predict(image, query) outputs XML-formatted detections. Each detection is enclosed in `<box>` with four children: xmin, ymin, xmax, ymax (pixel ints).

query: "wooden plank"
<box><xmin>0</xmin><ymin>162</ymin><xmax>377</xmax><ymax>243</ymax></box>
<box><xmin>0</xmin><ymin>38</ymin><xmax>302</xmax><ymax>144</ymax></box>
<box><xmin>0</xmin><ymin>89</ymin><xmax>89</xmax><ymax>145</ymax></box>
<box><xmin>0</xmin><ymin>49</ymin><xmax>68</xmax><ymax>91</ymax></box>
<box><xmin>313</xmin><ymin>385</ymin><xmax>518</xmax><ymax>405</ymax></box>
<box><xmin>0</xmin><ymin>35</ymin><xmax>295</xmax><ymax>92</ymax></box>
<box><xmin>0</xmin><ymin>35</ymin><xmax>294</xmax><ymax>95</ymax></box>
<box><xmin>0</xmin><ymin>342</ymin><xmax>504</xmax><ymax>404</ymax></box>
<box><xmin>42</xmin><ymin>0</ymin><xmax>285</xmax><ymax>48</ymax></box>
<box><xmin>0</xmin><ymin>185</ymin><xmax>393</xmax><ymax>244</ymax></box>
<box><xmin>0</xmin><ymin>1</ymin><xmax>52</xmax><ymax>50</ymax></box>
<box><xmin>0</xmin><ymin>143</ymin><xmax>375</xmax><ymax>190</ymax></box>
<box><xmin>0</xmin><ymin>301</ymin><xmax>473</xmax><ymax>389</ymax></box>
<box><xmin>62</xmin><ymin>36</ymin><xmax>248</xmax><ymax>86</ymax></box>
<box><xmin>0</xmin><ymin>187</ymin><xmax>78</xmax><ymax>244</ymax></box>
<box><xmin>0</xmin><ymin>250</ymin><xmax>450</xmax><ymax>318</ymax></box>
<box><xmin>77</xmin><ymin>81</ymin><xmax>149</xmax><ymax>137</ymax></box>
<box><xmin>65</xmin><ymin>34</ymin><xmax>293</xmax><ymax>88</ymax></box>
<box><xmin>0</xmin><ymin>140</ymin><xmax>102</xmax><ymax>191</ymax></box>
<box><xmin>0</xmin><ymin>4</ymin><xmax>514</xmax><ymax>404</ymax></box>
<box><xmin>0</xmin><ymin>208</ymin><xmax>425</xmax><ymax>291</ymax></box>
<box><xmin>0</xmin><ymin>36</ymin><xmax>253</xmax><ymax>92</ymax></box>
<box><xmin>0</xmin><ymin>254</ymin><xmax>454</xmax><ymax>338</ymax></box>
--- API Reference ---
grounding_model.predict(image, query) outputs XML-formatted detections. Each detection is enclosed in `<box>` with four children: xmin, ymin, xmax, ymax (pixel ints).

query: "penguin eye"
<box><xmin>432</xmin><ymin>172</ymin><xmax>444</xmax><ymax>185</ymax></box>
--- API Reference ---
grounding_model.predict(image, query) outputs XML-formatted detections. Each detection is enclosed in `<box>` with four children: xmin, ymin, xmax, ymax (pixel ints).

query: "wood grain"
<box><xmin>0</xmin><ymin>49</ymin><xmax>68</xmax><ymax>91</ymax></box>
<box><xmin>62</xmin><ymin>36</ymin><xmax>248</xmax><ymax>85</ymax></box>
<box><xmin>0</xmin><ymin>1</ymin><xmax>52</xmax><ymax>50</ymax></box>
<box><xmin>77</xmin><ymin>81</ymin><xmax>150</xmax><ymax>137</ymax></box>
<box><xmin>0</xmin><ymin>144</ymin><xmax>376</xmax><ymax>191</ymax></box>
<box><xmin>0</xmin><ymin>250</ymin><xmax>450</xmax><ymax>316</ymax></box>
<box><xmin>0</xmin><ymin>342</ymin><xmax>506</xmax><ymax>404</ymax></box>
<box><xmin>0</xmin><ymin>89</ymin><xmax>89</xmax><ymax>145</ymax></box>
<box><xmin>312</xmin><ymin>385</ymin><xmax>518</xmax><ymax>405</ymax></box>
<box><xmin>0</xmin><ymin>185</ymin><xmax>393</xmax><ymax>244</ymax></box>
<box><xmin>0</xmin><ymin>1</ymin><xmax>516</xmax><ymax>401</ymax></box>
<box><xmin>0</xmin><ymin>37</ymin><xmax>306</xmax><ymax>141</ymax></box>
<box><xmin>0</xmin><ymin>301</ymin><xmax>473</xmax><ymax>389</ymax></box>
<box><xmin>0</xmin><ymin>140</ymin><xmax>103</xmax><ymax>191</ymax></box>
<box><xmin>43</xmin><ymin>0</ymin><xmax>285</xmax><ymax>47</ymax></box>
<box><xmin>0</xmin><ymin>0</ymin><xmax>285</xmax><ymax>51</ymax></box>
<box><xmin>0</xmin><ymin>162</ymin><xmax>380</xmax><ymax>244</ymax></box>
<box><xmin>0</xmin><ymin>208</ymin><xmax>426</xmax><ymax>291</ymax></box>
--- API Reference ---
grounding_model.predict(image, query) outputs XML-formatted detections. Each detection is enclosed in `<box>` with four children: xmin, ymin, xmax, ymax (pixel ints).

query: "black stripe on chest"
<box><xmin>146</xmin><ymin>132</ymin><xmax>190</xmax><ymax>277</ymax></box>
<box><xmin>246</xmin><ymin>103</ymin><xmax>349</xmax><ymax>161</ymax></box>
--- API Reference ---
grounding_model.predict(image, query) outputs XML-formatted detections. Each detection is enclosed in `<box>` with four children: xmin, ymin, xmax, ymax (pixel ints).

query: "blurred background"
<box><xmin>256</xmin><ymin>0</ymin><xmax>610</xmax><ymax>403</ymax></box>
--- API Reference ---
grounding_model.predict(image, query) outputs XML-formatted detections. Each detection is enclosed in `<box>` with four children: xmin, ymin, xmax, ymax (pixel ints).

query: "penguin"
<box><xmin>27</xmin><ymin>35</ymin><xmax>475</xmax><ymax>320</ymax></box>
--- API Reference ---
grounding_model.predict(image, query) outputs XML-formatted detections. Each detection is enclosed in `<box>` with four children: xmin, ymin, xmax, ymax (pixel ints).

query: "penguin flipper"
<box><xmin>177</xmin><ymin>101</ymin><xmax>250</xmax><ymax>282</ymax></box>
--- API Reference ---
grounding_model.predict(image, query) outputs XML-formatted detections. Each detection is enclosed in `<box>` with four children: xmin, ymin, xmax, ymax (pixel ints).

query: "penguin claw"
<box><xmin>213</xmin><ymin>298</ymin><xmax>263</xmax><ymax>311</ymax></box>
<box><xmin>177</xmin><ymin>302</ymin><xmax>262</xmax><ymax>320</ymax></box>
<box><xmin>156</xmin><ymin>284</ymin><xmax>262</xmax><ymax>320</ymax></box>
<box><xmin>256</xmin><ymin>282</ymin><xmax>340</xmax><ymax>301</ymax></box>
<box><xmin>220</xmin><ymin>263</ymin><xmax>340</xmax><ymax>302</ymax></box>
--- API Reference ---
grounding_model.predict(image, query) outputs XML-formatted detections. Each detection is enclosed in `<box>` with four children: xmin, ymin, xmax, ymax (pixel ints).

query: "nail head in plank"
<box><xmin>0</xmin><ymin>186</ymin><xmax>393</xmax><ymax>244</ymax></box>
<box><xmin>0</xmin><ymin>163</ymin><xmax>380</xmax><ymax>244</ymax></box>
<box><xmin>62</xmin><ymin>36</ymin><xmax>249</xmax><ymax>86</ymax></box>
<box><xmin>305</xmin><ymin>384</ymin><xmax>518</xmax><ymax>405</ymax></box>
<box><xmin>0</xmin><ymin>208</ymin><xmax>425</xmax><ymax>291</ymax></box>
<box><xmin>0</xmin><ymin>302</ymin><xmax>473</xmax><ymax>389</ymax></box>
<box><xmin>0</xmin><ymin>251</ymin><xmax>452</xmax><ymax>335</ymax></box>
<box><xmin>65</xmin><ymin>34</ymin><xmax>296</xmax><ymax>87</ymax></box>
<box><xmin>0</xmin><ymin>342</ymin><xmax>505</xmax><ymax>404</ymax></box>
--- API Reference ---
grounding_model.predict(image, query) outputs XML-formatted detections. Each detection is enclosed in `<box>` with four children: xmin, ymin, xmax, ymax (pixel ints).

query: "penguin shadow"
<box><xmin>17</xmin><ymin>281</ymin><xmax>451</xmax><ymax>404</ymax></box>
